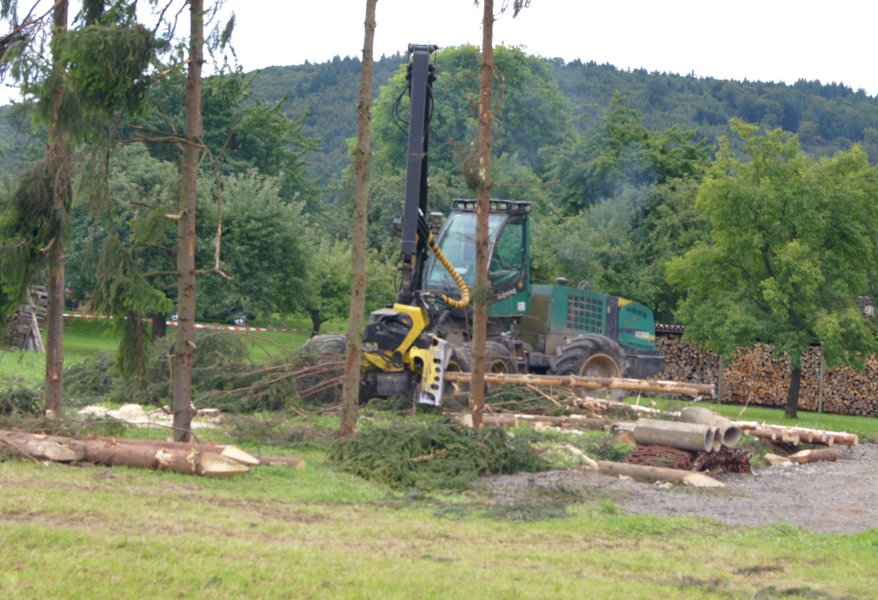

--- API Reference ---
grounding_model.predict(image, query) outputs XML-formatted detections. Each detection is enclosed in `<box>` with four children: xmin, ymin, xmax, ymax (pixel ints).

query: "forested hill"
<box><xmin>249</xmin><ymin>51</ymin><xmax>878</xmax><ymax>179</ymax></box>
<box><xmin>250</xmin><ymin>54</ymin><xmax>403</xmax><ymax>182</ymax></box>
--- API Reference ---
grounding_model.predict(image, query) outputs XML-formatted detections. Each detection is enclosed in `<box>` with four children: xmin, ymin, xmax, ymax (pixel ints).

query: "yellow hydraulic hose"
<box><xmin>425</xmin><ymin>232</ymin><xmax>471</xmax><ymax>310</ymax></box>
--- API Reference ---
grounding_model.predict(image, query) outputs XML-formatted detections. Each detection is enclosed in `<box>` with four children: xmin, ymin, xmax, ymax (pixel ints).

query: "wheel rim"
<box><xmin>487</xmin><ymin>357</ymin><xmax>509</xmax><ymax>374</ymax></box>
<box><xmin>580</xmin><ymin>353</ymin><xmax>620</xmax><ymax>379</ymax></box>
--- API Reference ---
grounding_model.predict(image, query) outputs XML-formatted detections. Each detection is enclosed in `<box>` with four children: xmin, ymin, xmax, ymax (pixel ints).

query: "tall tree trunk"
<box><xmin>340</xmin><ymin>0</ymin><xmax>378</xmax><ymax>438</ymax></box>
<box><xmin>172</xmin><ymin>0</ymin><xmax>204</xmax><ymax>442</ymax></box>
<box><xmin>470</xmin><ymin>0</ymin><xmax>495</xmax><ymax>431</ymax></box>
<box><xmin>150</xmin><ymin>313</ymin><xmax>167</xmax><ymax>340</ymax></box>
<box><xmin>44</xmin><ymin>0</ymin><xmax>70</xmax><ymax>419</ymax></box>
<box><xmin>785</xmin><ymin>364</ymin><xmax>802</xmax><ymax>419</ymax></box>
<box><xmin>44</xmin><ymin>238</ymin><xmax>65</xmax><ymax>418</ymax></box>
<box><xmin>308</xmin><ymin>309</ymin><xmax>322</xmax><ymax>338</ymax></box>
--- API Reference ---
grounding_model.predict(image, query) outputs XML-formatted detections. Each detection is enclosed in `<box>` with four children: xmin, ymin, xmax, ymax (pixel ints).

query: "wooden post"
<box><xmin>817</xmin><ymin>349</ymin><xmax>825</xmax><ymax>414</ymax></box>
<box><xmin>716</xmin><ymin>355</ymin><xmax>724</xmax><ymax>404</ymax></box>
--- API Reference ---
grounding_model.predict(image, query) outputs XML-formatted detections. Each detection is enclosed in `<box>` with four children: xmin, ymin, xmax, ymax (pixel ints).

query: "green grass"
<box><xmin>0</xmin><ymin>317</ymin><xmax>331</xmax><ymax>388</ymax></box>
<box><xmin>1</xmin><ymin>439</ymin><xmax>876</xmax><ymax>599</ymax></box>
<box><xmin>3</xmin><ymin>320</ymin><xmax>878</xmax><ymax>596</ymax></box>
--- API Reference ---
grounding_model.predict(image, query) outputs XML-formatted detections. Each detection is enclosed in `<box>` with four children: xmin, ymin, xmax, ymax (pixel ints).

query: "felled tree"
<box><xmin>668</xmin><ymin>120</ymin><xmax>878</xmax><ymax>418</ymax></box>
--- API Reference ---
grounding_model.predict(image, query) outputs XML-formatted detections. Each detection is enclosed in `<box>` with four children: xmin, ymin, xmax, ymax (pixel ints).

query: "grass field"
<box><xmin>0</xmin><ymin>316</ymin><xmax>328</xmax><ymax>387</ymax></box>
<box><xmin>2</xmin><ymin>442</ymin><xmax>877</xmax><ymax>599</ymax></box>
<box><xmin>2</xmin><ymin>320</ymin><xmax>877</xmax><ymax>597</ymax></box>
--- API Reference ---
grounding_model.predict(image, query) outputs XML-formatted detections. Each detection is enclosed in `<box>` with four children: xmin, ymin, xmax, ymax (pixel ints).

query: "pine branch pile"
<box><xmin>0</xmin><ymin>379</ymin><xmax>41</xmax><ymax>416</ymax></box>
<box><xmin>64</xmin><ymin>333</ymin><xmax>312</xmax><ymax>412</ymax></box>
<box><xmin>330</xmin><ymin>420</ymin><xmax>549</xmax><ymax>491</ymax></box>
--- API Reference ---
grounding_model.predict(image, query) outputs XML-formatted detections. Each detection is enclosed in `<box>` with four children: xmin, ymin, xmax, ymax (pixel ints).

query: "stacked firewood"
<box><xmin>654</xmin><ymin>333</ymin><xmax>878</xmax><ymax>418</ymax></box>
<box><xmin>653</xmin><ymin>334</ymin><xmax>721</xmax><ymax>385</ymax></box>
<box><xmin>1</xmin><ymin>287</ymin><xmax>48</xmax><ymax>351</ymax></box>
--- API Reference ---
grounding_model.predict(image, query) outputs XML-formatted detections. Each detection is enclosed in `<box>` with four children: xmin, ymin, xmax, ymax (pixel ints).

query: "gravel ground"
<box><xmin>483</xmin><ymin>443</ymin><xmax>878</xmax><ymax>534</ymax></box>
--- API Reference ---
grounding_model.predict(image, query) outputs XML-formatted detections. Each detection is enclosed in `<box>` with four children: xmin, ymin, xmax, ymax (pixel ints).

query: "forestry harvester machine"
<box><xmin>307</xmin><ymin>44</ymin><xmax>664</xmax><ymax>405</ymax></box>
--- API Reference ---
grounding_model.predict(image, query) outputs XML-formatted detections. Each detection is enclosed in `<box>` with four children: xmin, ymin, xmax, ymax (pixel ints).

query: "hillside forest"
<box><xmin>3</xmin><ymin>44</ymin><xmax>878</xmax><ymax>362</ymax></box>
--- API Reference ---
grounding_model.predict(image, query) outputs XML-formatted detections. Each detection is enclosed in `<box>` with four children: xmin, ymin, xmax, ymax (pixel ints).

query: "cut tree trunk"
<box><xmin>0</xmin><ymin>430</ymin><xmax>249</xmax><ymax>476</ymax></box>
<box><xmin>597</xmin><ymin>460</ymin><xmax>724</xmax><ymax>488</ymax></box>
<box><xmin>172</xmin><ymin>0</ymin><xmax>204</xmax><ymax>442</ymax></box>
<box><xmin>734</xmin><ymin>421</ymin><xmax>858</xmax><ymax>446</ymax></box>
<box><xmin>449</xmin><ymin>411</ymin><xmax>609</xmax><ymax>430</ymax></box>
<box><xmin>789</xmin><ymin>448</ymin><xmax>839</xmax><ymax>463</ymax></box>
<box><xmin>785</xmin><ymin>364</ymin><xmax>802</xmax><ymax>419</ymax></box>
<box><xmin>444</xmin><ymin>371</ymin><xmax>714</xmax><ymax>397</ymax></box>
<box><xmin>469</xmin><ymin>0</ymin><xmax>496</xmax><ymax>431</ymax></box>
<box><xmin>340</xmin><ymin>0</ymin><xmax>378</xmax><ymax>438</ymax></box>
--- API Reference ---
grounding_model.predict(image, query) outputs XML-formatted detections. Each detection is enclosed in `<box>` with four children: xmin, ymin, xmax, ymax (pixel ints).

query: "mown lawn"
<box><xmin>2</xmin><ymin>320</ymin><xmax>878</xmax><ymax>597</ymax></box>
<box><xmin>0</xmin><ymin>316</ymin><xmax>323</xmax><ymax>387</ymax></box>
<box><xmin>1</xmin><ymin>445</ymin><xmax>877</xmax><ymax>599</ymax></box>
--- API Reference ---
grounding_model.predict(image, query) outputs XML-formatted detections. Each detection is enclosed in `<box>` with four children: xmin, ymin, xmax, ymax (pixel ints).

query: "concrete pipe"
<box><xmin>680</xmin><ymin>406</ymin><xmax>742</xmax><ymax>449</ymax></box>
<box><xmin>633</xmin><ymin>419</ymin><xmax>716</xmax><ymax>452</ymax></box>
<box><xmin>680</xmin><ymin>406</ymin><xmax>719</xmax><ymax>426</ymax></box>
<box><xmin>711</xmin><ymin>426</ymin><xmax>722</xmax><ymax>452</ymax></box>
<box><xmin>716</xmin><ymin>422</ymin><xmax>742</xmax><ymax>448</ymax></box>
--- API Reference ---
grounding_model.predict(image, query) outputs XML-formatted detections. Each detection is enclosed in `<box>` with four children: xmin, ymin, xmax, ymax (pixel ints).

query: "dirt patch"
<box><xmin>483</xmin><ymin>443</ymin><xmax>878</xmax><ymax>534</ymax></box>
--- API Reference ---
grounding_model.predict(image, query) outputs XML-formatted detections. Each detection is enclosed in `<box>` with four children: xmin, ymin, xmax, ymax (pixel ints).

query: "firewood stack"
<box><xmin>653</xmin><ymin>330</ymin><xmax>878</xmax><ymax>418</ymax></box>
<box><xmin>1</xmin><ymin>286</ymin><xmax>48</xmax><ymax>352</ymax></box>
<box><xmin>653</xmin><ymin>329</ymin><xmax>721</xmax><ymax>385</ymax></box>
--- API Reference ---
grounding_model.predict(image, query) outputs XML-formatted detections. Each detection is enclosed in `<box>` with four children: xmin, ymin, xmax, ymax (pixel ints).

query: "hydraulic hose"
<box><xmin>426</xmin><ymin>231</ymin><xmax>471</xmax><ymax>310</ymax></box>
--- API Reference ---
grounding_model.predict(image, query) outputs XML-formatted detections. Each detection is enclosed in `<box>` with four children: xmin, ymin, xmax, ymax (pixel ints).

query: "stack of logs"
<box><xmin>0</xmin><ymin>430</ymin><xmax>306</xmax><ymax>477</ymax></box>
<box><xmin>1</xmin><ymin>286</ymin><xmax>48</xmax><ymax>351</ymax></box>
<box><xmin>653</xmin><ymin>334</ymin><xmax>878</xmax><ymax>417</ymax></box>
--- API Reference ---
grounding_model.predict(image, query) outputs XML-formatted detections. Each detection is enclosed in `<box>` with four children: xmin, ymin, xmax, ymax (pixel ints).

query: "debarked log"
<box><xmin>733</xmin><ymin>422</ymin><xmax>859</xmax><ymax>447</ymax></box>
<box><xmin>0</xmin><ymin>430</ymin><xmax>249</xmax><ymax>477</ymax></box>
<box><xmin>86</xmin><ymin>435</ymin><xmax>260</xmax><ymax>466</ymax></box>
<box><xmin>443</xmin><ymin>372</ymin><xmax>715</xmax><ymax>398</ymax></box>
<box><xmin>448</xmin><ymin>411</ymin><xmax>610</xmax><ymax>430</ymax></box>
<box><xmin>597</xmin><ymin>460</ymin><xmax>724</xmax><ymax>488</ymax></box>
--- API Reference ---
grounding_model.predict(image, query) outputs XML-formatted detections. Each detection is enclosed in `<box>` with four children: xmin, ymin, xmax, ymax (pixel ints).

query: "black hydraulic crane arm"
<box><xmin>397</xmin><ymin>43</ymin><xmax>438</xmax><ymax>305</ymax></box>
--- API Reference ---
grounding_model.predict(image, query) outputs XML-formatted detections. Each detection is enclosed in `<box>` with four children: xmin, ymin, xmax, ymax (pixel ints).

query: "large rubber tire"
<box><xmin>448</xmin><ymin>341</ymin><xmax>514</xmax><ymax>374</ymax></box>
<box><xmin>301</xmin><ymin>334</ymin><xmax>347</xmax><ymax>356</ymax></box>
<box><xmin>298</xmin><ymin>334</ymin><xmax>346</xmax><ymax>403</ymax></box>
<box><xmin>550</xmin><ymin>335</ymin><xmax>628</xmax><ymax>400</ymax></box>
<box><xmin>444</xmin><ymin>341</ymin><xmax>513</xmax><ymax>400</ymax></box>
<box><xmin>485</xmin><ymin>340</ymin><xmax>515</xmax><ymax>374</ymax></box>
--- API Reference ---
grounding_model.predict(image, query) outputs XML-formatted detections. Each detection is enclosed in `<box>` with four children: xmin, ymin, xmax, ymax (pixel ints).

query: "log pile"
<box><xmin>1</xmin><ymin>286</ymin><xmax>48</xmax><ymax>351</ymax></box>
<box><xmin>0</xmin><ymin>430</ymin><xmax>306</xmax><ymax>476</ymax></box>
<box><xmin>733</xmin><ymin>421</ymin><xmax>859</xmax><ymax>447</ymax></box>
<box><xmin>654</xmin><ymin>332</ymin><xmax>878</xmax><ymax>417</ymax></box>
<box><xmin>653</xmin><ymin>333</ymin><xmax>721</xmax><ymax>385</ymax></box>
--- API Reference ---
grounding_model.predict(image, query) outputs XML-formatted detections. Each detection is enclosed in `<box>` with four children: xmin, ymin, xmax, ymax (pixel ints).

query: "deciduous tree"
<box><xmin>668</xmin><ymin>121</ymin><xmax>878</xmax><ymax>418</ymax></box>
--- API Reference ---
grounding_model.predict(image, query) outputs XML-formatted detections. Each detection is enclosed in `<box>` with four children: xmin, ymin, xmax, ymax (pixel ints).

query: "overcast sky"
<box><xmin>1</xmin><ymin>1</ymin><xmax>875</xmax><ymax>103</ymax></box>
<box><xmin>221</xmin><ymin>0</ymin><xmax>877</xmax><ymax>95</ymax></box>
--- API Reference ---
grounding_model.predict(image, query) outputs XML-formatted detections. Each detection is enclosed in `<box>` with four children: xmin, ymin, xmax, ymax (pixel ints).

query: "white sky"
<box><xmin>223</xmin><ymin>0</ymin><xmax>878</xmax><ymax>95</ymax></box>
<box><xmin>2</xmin><ymin>0</ymin><xmax>875</xmax><ymax>103</ymax></box>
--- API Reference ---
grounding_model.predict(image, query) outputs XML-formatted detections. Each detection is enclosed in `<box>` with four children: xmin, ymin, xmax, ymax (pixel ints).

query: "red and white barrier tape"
<box><xmin>62</xmin><ymin>313</ymin><xmax>312</xmax><ymax>334</ymax></box>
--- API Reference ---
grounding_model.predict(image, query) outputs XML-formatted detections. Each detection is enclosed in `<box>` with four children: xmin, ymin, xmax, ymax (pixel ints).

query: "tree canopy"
<box><xmin>668</xmin><ymin>120</ymin><xmax>878</xmax><ymax>416</ymax></box>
